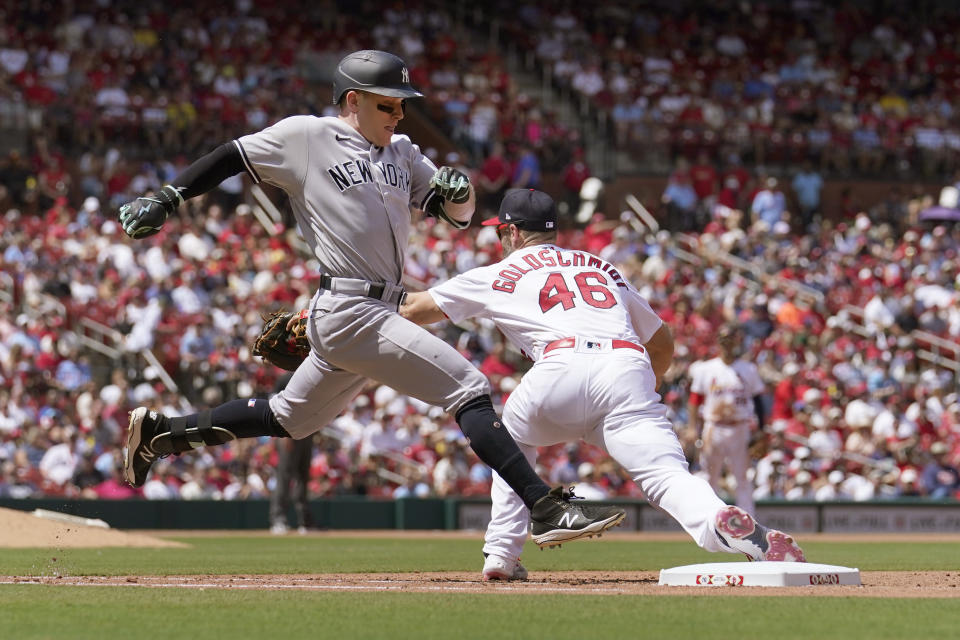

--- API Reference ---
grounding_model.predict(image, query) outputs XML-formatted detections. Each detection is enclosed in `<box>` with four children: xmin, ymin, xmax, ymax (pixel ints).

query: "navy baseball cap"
<box><xmin>481</xmin><ymin>189</ymin><xmax>557</xmax><ymax>231</ymax></box>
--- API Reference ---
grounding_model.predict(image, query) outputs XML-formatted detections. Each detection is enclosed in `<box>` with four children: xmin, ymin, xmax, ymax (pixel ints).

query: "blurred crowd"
<box><xmin>3</xmin><ymin>179</ymin><xmax>959</xmax><ymax>503</ymax></box>
<box><xmin>656</xmin><ymin>210</ymin><xmax>960</xmax><ymax>504</ymax></box>
<box><xmin>498</xmin><ymin>0</ymin><xmax>960</xmax><ymax>179</ymax></box>
<box><xmin>0</xmin><ymin>0</ymin><xmax>579</xmax><ymax>221</ymax></box>
<box><xmin>1</xmin><ymin>0</ymin><xmax>959</xmax><ymax>504</ymax></box>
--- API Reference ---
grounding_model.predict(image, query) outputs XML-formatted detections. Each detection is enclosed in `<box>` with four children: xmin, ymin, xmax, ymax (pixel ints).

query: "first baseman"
<box><xmin>401</xmin><ymin>189</ymin><xmax>805</xmax><ymax>580</ymax></box>
<box><xmin>116</xmin><ymin>50</ymin><xmax>624</xmax><ymax>542</ymax></box>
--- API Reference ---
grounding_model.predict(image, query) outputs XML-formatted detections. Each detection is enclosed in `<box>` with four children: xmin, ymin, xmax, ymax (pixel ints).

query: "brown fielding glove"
<box><xmin>252</xmin><ymin>309</ymin><xmax>309</xmax><ymax>371</ymax></box>
<box><xmin>748</xmin><ymin>429</ymin><xmax>769</xmax><ymax>460</ymax></box>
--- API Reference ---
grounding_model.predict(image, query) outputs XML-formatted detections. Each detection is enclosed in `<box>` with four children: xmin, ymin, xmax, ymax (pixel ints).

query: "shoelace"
<box><xmin>563</xmin><ymin>486</ymin><xmax>585</xmax><ymax>502</ymax></box>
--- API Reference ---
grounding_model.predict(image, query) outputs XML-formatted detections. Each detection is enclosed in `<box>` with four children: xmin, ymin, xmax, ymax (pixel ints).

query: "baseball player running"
<box><xmin>401</xmin><ymin>189</ymin><xmax>804</xmax><ymax>580</ymax></box>
<box><xmin>116</xmin><ymin>50</ymin><xmax>624</xmax><ymax>543</ymax></box>
<box><xmin>687</xmin><ymin>324</ymin><xmax>766</xmax><ymax>516</ymax></box>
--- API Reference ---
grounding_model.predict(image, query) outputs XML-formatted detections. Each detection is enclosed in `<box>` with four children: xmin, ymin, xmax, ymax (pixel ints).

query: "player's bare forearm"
<box><xmin>644</xmin><ymin>323</ymin><xmax>674</xmax><ymax>386</ymax></box>
<box><xmin>399</xmin><ymin>291</ymin><xmax>446</xmax><ymax>325</ymax></box>
<box><xmin>687</xmin><ymin>414</ymin><xmax>697</xmax><ymax>434</ymax></box>
<box><xmin>443</xmin><ymin>187</ymin><xmax>476</xmax><ymax>224</ymax></box>
<box><xmin>686</xmin><ymin>409</ymin><xmax>704</xmax><ymax>446</ymax></box>
<box><xmin>687</xmin><ymin>390</ymin><xmax>704</xmax><ymax>438</ymax></box>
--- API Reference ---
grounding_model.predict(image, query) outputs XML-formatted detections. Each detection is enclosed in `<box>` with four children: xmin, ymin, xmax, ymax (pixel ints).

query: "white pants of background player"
<box><xmin>482</xmin><ymin>346</ymin><xmax>735</xmax><ymax>562</ymax></box>
<box><xmin>700</xmin><ymin>421</ymin><xmax>755</xmax><ymax>516</ymax></box>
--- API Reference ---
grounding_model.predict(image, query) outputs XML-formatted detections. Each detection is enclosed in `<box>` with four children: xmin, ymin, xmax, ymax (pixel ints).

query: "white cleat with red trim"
<box><xmin>714</xmin><ymin>505</ymin><xmax>806</xmax><ymax>562</ymax></box>
<box><xmin>482</xmin><ymin>554</ymin><xmax>529</xmax><ymax>581</ymax></box>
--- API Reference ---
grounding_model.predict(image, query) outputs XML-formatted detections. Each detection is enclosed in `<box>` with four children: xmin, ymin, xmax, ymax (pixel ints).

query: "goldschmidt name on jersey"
<box><xmin>492</xmin><ymin>247</ymin><xmax>627</xmax><ymax>293</ymax></box>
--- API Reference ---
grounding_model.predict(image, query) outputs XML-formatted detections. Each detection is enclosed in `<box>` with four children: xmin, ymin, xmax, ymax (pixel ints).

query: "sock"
<box><xmin>455</xmin><ymin>395</ymin><xmax>549</xmax><ymax>509</ymax></box>
<box><xmin>179</xmin><ymin>399</ymin><xmax>290</xmax><ymax>439</ymax></box>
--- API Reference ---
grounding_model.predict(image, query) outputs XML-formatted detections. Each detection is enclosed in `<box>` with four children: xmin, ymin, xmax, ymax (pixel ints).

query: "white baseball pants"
<box><xmin>700</xmin><ymin>421</ymin><xmax>755</xmax><ymax>516</ymax></box>
<box><xmin>482</xmin><ymin>346</ymin><xmax>733</xmax><ymax>561</ymax></box>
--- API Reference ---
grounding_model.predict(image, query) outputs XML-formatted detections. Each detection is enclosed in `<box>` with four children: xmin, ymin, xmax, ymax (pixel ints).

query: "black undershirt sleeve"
<box><xmin>171</xmin><ymin>142</ymin><xmax>247</xmax><ymax>200</ymax></box>
<box><xmin>753</xmin><ymin>395</ymin><xmax>765</xmax><ymax>430</ymax></box>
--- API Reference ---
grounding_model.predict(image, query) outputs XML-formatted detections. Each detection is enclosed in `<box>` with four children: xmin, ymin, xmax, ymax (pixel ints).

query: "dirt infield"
<box><xmin>1</xmin><ymin>507</ymin><xmax>958</xmax><ymax>597</ymax></box>
<box><xmin>3</xmin><ymin>570</ymin><xmax>958</xmax><ymax>598</ymax></box>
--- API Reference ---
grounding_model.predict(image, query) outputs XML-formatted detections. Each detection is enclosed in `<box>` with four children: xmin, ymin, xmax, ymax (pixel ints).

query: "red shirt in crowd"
<box><xmin>479</xmin><ymin>153</ymin><xmax>511</xmax><ymax>189</ymax></box>
<box><xmin>562</xmin><ymin>158</ymin><xmax>590</xmax><ymax>194</ymax></box>
<box><xmin>689</xmin><ymin>162</ymin><xmax>718</xmax><ymax>200</ymax></box>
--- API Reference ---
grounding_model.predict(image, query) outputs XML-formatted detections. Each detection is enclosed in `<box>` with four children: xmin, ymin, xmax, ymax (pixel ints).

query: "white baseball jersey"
<box><xmin>428</xmin><ymin>244</ymin><xmax>663</xmax><ymax>359</ymax></box>
<box><xmin>429</xmin><ymin>243</ymin><xmax>735</xmax><ymax>563</ymax></box>
<box><xmin>236</xmin><ymin>115</ymin><xmax>437</xmax><ymax>284</ymax></box>
<box><xmin>689</xmin><ymin>357</ymin><xmax>764</xmax><ymax>425</ymax></box>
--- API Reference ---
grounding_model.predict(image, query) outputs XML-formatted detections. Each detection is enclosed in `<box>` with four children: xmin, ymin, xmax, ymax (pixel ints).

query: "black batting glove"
<box><xmin>118</xmin><ymin>185</ymin><xmax>184</xmax><ymax>238</ymax></box>
<box><xmin>429</xmin><ymin>166</ymin><xmax>471</xmax><ymax>204</ymax></box>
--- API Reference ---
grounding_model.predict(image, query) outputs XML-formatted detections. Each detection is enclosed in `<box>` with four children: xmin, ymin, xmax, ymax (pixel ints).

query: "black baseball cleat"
<box><xmin>123</xmin><ymin>407</ymin><xmax>167</xmax><ymax>487</ymax></box>
<box><xmin>530</xmin><ymin>486</ymin><xmax>626</xmax><ymax>549</ymax></box>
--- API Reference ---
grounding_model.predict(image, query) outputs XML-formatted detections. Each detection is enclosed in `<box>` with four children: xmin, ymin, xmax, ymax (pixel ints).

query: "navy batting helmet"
<box><xmin>332</xmin><ymin>50</ymin><xmax>423</xmax><ymax>104</ymax></box>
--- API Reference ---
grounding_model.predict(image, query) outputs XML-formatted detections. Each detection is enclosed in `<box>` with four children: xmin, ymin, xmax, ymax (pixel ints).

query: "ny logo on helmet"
<box><xmin>401</xmin><ymin>67</ymin><xmax>410</xmax><ymax>83</ymax></box>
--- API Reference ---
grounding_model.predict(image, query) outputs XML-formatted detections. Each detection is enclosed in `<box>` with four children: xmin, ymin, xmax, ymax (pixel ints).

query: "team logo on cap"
<box><xmin>402</xmin><ymin>67</ymin><xmax>410</xmax><ymax>83</ymax></box>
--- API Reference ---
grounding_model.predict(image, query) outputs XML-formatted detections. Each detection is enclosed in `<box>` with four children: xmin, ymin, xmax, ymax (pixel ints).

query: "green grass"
<box><xmin>1</xmin><ymin>535</ymin><xmax>959</xmax><ymax>640</ymax></box>
<box><xmin>2</xmin><ymin>585</ymin><xmax>957</xmax><ymax>640</ymax></box>
<box><xmin>0</xmin><ymin>536</ymin><xmax>956</xmax><ymax>575</ymax></box>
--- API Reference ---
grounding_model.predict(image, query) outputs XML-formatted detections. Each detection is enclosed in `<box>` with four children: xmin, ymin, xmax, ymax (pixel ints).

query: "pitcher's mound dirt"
<box><xmin>0</xmin><ymin>507</ymin><xmax>186</xmax><ymax>548</ymax></box>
